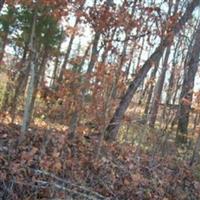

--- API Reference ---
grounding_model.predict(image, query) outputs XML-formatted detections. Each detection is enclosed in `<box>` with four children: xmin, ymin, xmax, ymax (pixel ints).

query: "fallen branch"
<box><xmin>2</xmin><ymin>179</ymin><xmax>107</xmax><ymax>200</ymax></box>
<box><xmin>30</xmin><ymin>168</ymin><xmax>109</xmax><ymax>200</ymax></box>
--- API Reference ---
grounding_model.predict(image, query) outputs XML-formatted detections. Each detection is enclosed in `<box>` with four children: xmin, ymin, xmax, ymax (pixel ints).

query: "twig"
<box><xmin>30</xmin><ymin>168</ymin><xmax>109</xmax><ymax>200</ymax></box>
<box><xmin>4</xmin><ymin>179</ymin><xmax>105</xmax><ymax>200</ymax></box>
<box><xmin>35</xmin><ymin>180</ymin><xmax>103</xmax><ymax>200</ymax></box>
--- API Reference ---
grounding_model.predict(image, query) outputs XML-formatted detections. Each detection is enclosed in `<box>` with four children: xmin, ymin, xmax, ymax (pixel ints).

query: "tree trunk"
<box><xmin>190</xmin><ymin>134</ymin><xmax>200</xmax><ymax>166</ymax></box>
<box><xmin>166</xmin><ymin>38</ymin><xmax>181</xmax><ymax>105</ymax></box>
<box><xmin>146</xmin><ymin>0</ymin><xmax>178</xmax><ymax>126</ymax></box>
<box><xmin>21</xmin><ymin>13</ymin><xmax>38</xmax><ymax>134</ymax></box>
<box><xmin>125</xmin><ymin>46</ymin><xmax>134</xmax><ymax>80</ymax></box>
<box><xmin>111</xmin><ymin>30</ymin><xmax>131</xmax><ymax>99</ymax></box>
<box><xmin>51</xmin><ymin>40</ymin><xmax>62</xmax><ymax>87</ymax></box>
<box><xmin>0</xmin><ymin>32</ymin><xmax>8</xmax><ymax>63</ymax></box>
<box><xmin>86</xmin><ymin>32</ymin><xmax>101</xmax><ymax>73</ymax></box>
<box><xmin>58</xmin><ymin>19</ymin><xmax>79</xmax><ymax>82</ymax></box>
<box><xmin>10</xmin><ymin>43</ymin><xmax>29</xmax><ymax>122</ymax></box>
<box><xmin>111</xmin><ymin>1</ymin><xmax>137</xmax><ymax>98</ymax></box>
<box><xmin>148</xmin><ymin>46</ymin><xmax>171</xmax><ymax>127</ymax></box>
<box><xmin>100</xmin><ymin>28</ymin><xmax>117</xmax><ymax>65</ymax></box>
<box><xmin>104</xmin><ymin>0</ymin><xmax>200</xmax><ymax>142</ymax></box>
<box><xmin>21</xmin><ymin>48</ymin><xmax>48</xmax><ymax>133</ymax></box>
<box><xmin>67</xmin><ymin>43</ymin><xmax>92</xmax><ymax>138</ymax></box>
<box><xmin>143</xmin><ymin>65</ymin><xmax>159</xmax><ymax>120</ymax></box>
<box><xmin>57</xmin><ymin>1</ymin><xmax>85</xmax><ymax>82</ymax></box>
<box><xmin>177</xmin><ymin>21</ymin><xmax>200</xmax><ymax>142</ymax></box>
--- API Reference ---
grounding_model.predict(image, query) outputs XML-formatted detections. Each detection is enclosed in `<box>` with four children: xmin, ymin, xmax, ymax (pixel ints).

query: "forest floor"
<box><xmin>1</xmin><ymin>121</ymin><xmax>200</xmax><ymax>200</ymax></box>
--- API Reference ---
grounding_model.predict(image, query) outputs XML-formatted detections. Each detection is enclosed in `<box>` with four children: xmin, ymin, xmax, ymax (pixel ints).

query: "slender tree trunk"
<box><xmin>104</xmin><ymin>0</ymin><xmax>200</xmax><ymax>142</ymax></box>
<box><xmin>32</xmin><ymin>49</ymin><xmax>48</xmax><ymax>108</ymax></box>
<box><xmin>58</xmin><ymin>20</ymin><xmax>79</xmax><ymax>82</ymax></box>
<box><xmin>86</xmin><ymin>32</ymin><xmax>101</xmax><ymax>73</ymax></box>
<box><xmin>10</xmin><ymin>43</ymin><xmax>29</xmax><ymax>122</ymax></box>
<box><xmin>177</xmin><ymin>21</ymin><xmax>200</xmax><ymax>143</ymax></box>
<box><xmin>136</xmin><ymin>36</ymin><xmax>145</xmax><ymax>72</ymax></box>
<box><xmin>58</xmin><ymin>1</ymin><xmax>85</xmax><ymax>82</ymax></box>
<box><xmin>1</xmin><ymin>77</ymin><xmax>14</xmax><ymax>112</ymax></box>
<box><xmin>145</xmin><ymin>0</ymin><xmax>177</xmax><ymax>126</ymax></box>
<box><xmin>193</xmin><ymin>113</ymin><xmax>199</xmax><ymax>131</ymax></box>
<box><xmin>166</xmin><ymin>38</ymin><xmax>180</xmax><ymax>105</ymax></box>
<box><xmin>67</xmin><ymin>43</ymin><xmax>92</xmax><ymax>138</ymax></box>
<box><xmin>172</xmin><ymin>74</ymin><xmax>181</xmax><ymax>105</ymax></box>
<box><xmin>21</xmin><ymin>13</ymin><xmax>38</xmax><ymax>134</ymax></box>
<box><xmin>148</xmin><ymin>46</ymin><xmax>171</xmax><ymax>127</ymax></box>
<box><xmin>100</xmin><ymin>28</ymin><xmax>117</xmax><ymax>65</ymax></box>
<box><xmin>0</xmin><ymin>32</ymin><xmax>8</xmax><ymax>63</ymax></box>
<box><xmin>190</xmin><ymin>134</ymin><xmax>200</xmax><ymax>166</ymax></box>
<box><xmin>162</xmin><ymin>37</ymin><xmax>181</xmax><ymax>128</ymax></box>
<box><xmin>76</xmin><ymin>43</ymin><xmax>91</xmax><ymax>73</ymax></box>
<box><xmin>125</xmin><ymin>46</ymin><xmax>134</xmax><ymax>80</ymax></box>
<box><xmin>21</xmin><ymin>48</ymin><xmax>48</xmax><ymax>133</ymax></box>
<box><xmin>39</xmin><ymin>50</ymin><xmax>49</xmax><ymax>84</ymax></box>
<box><xmin>143</xmin><ymin>65</ymin><xmax>159</xmax><ymax>120</ymax></box>
<box><xmin>1</xmin><ymin>41</ymin><xmax>26</xmax><ymax>112</ymax></box>
<box><xmin>111</xmin><ymin>31</ymin><xmax>130</xmax><ymax>99</ymax></box>
<box><xmin>111</xmin><ymin>1</ymin><xmax>137</xmax><ymax>98</ymax></box>
<box><xmin>51</xmin><ymin>40</ymin><xmax>62</xmax><ymax>87</ymax></box>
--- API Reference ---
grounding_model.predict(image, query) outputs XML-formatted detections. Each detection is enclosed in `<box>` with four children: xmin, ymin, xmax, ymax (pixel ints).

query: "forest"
<box><xmin>1</xmin><ymin>0</ymin><xmax>200</xmax><ymax>199</ymax></box>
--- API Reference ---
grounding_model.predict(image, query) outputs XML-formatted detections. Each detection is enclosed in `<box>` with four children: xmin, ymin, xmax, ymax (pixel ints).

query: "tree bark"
<box><xmin>86</xmin><ymin>32</ymin><xmax>101</xmax><ymax>73</ymax></box>
<box><xmin>0</xmin><ymin>32</ymin><xmax>8</xmax><ymax>63</ymax></box>
<box><xmin>104</xmin><ymin>0</ymin><xmax>200</xmax><ymax>142</ymax></box>
<box><xmin>143</xmin><ymin>65</ymin><xmax>159</xmax><ymax>120</ymax></box>
<box><xmin>146</xmin><ymin>0</ymin><xmax>179</xmax><ymax>126</ymax></box>
<box><xmin>58</xmin><ymin>19</ymin><xmax>79</xmax><ymax>82</ymax></box>
<box><xmin>51</xmin><ymin>40</ymin><xmax>62</xmax><ymax>87</ymax></box>
<box><xmin>10</xmin><ymin>43</ymin><xmax>30</xmax><ymax>123</ymax></box>
<box><xmin>148</xmin><ymin>46</ymin><xmax>171</xmax><ymax>127</ymax></box>
<box><xmin>67</xmin><ymin>43</ymin><xmax>91</xmax><ymax>138</ymax></box>
<box><xmin>166</xmin><ymin>37</ymin><xmax>181</xmax><ymax>105</ymax></box>
<box><xmin>177</xmin><ymin>21</ymin><xmax>200</xmax><ymax>142</ymax></box>
<box><xmin>21</xmin><ymin>13</ymin><xmax>38</xmax><ymax>134</ymax></box>
<box><xmin>111</xmin><ymin>1</ymin><xmax>137</xmax><ymax>98</ymax></box>
<box><xmin>57</xmin><ymin>0</ymin><xmax>85</xmax><ymax>82</ymax></box>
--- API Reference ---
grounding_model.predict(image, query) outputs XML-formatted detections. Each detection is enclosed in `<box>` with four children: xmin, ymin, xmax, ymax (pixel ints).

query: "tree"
<box><xmin>148</xmin><ymin>46</ymin><xmax>171</xmax><ymax>127</ymax></box>
<box><xmin>143</xmin><ymin>62</ymin><xmax>159</xmax><ymax>120</ymax></box>
<box><xmin>57</xmin><ymin>0</ymin><xmax>86</xmax><ymax>82</ymax></box>
<box><xmin>104</xmin><ymin>0</ymin><xmax>200</xmax><ymax>142</ymax></box>
<box><xmin>20</xmin><ymin>2</ymin><xmax>64</xmax><ymax>133</ymax></box>
<box><xmin>21</xmin><ymin>10</ymin><xmax>37</xmax><ymax>134</ymax></box>
<box><xmin>147</xmin><ymin>0</ymin><xmax>180</xmax><ymax>127</ymax></box>
<box><xmin>177</xmin><ymin>20</ymin><xmax>200</xmax><ymax>143</ymax></box>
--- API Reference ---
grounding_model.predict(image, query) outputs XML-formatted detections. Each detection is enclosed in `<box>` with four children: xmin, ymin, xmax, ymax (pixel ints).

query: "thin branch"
<box><xmin>31</xmin><ymin>168</ymin><xmax>109</xmax><ymax>200</ymax></box>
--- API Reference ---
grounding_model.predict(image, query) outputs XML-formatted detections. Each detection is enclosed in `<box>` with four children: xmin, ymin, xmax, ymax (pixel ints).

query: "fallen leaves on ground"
<box><xmin>0</xmin><ymin>123</ymin><xmax>200</xmax><ymax>200</ymax></box>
